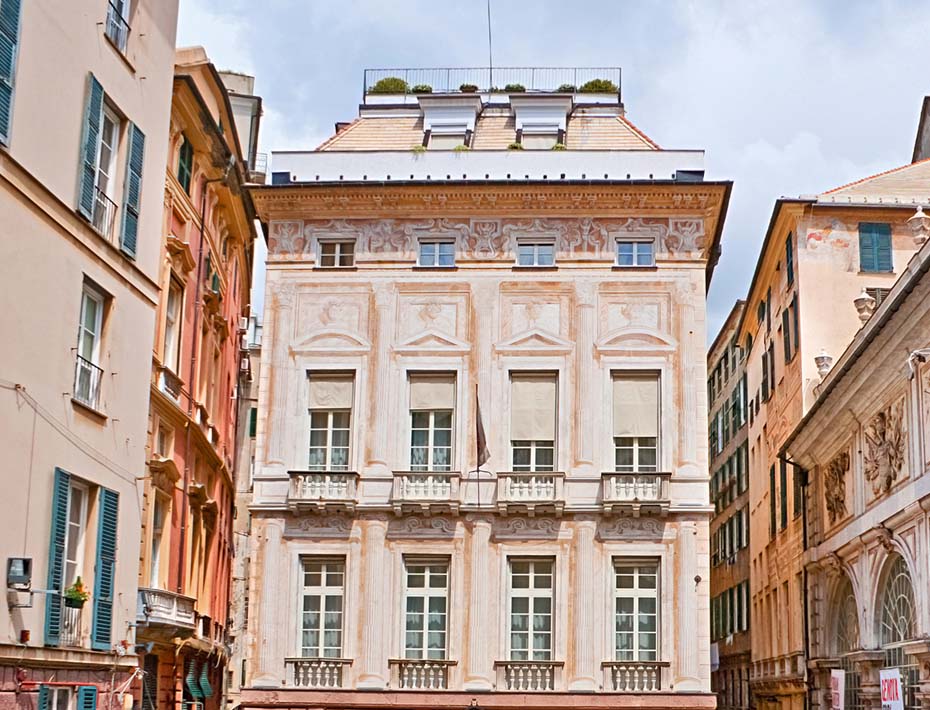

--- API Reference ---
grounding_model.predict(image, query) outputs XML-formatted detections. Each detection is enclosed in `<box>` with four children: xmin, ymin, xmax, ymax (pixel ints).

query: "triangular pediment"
<box><xmin>394</xmin><ymin>328</ymin><xmax>471</xmax><ymax>354</ymax></box>
<box><xmin>596</xmin><ymin>327</ymin><xmax>676</xmax><ymax>353</ymax></box>
<box><xmin>292</xmin><ymin>328</ymin><xmax>371</xmax><ymax>354</ymax></box>
<box><xmin>495</xmin><ymin>328</ymin><xmax>574</xmax><ymax>354</ymax></box>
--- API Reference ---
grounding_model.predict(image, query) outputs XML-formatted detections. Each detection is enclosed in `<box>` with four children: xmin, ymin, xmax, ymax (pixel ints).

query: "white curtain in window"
<box><xmin>309</xmin><ymin>374</ymin><xmax>354</xmax><ymax>409</ymax></box>
<box><xmin>511</xmin><ymin>374</ymin><xmax>556</xmax><ymax>440</ymax></box>
<box><xmin>613</xmin><ymin>375</ymin><xmax>659</xmax><ymax>437</ymax></box>
<box><xmin>409</xmin><ymin>375</ymin><xmax>455</xmax><ymax>410</ymax></box>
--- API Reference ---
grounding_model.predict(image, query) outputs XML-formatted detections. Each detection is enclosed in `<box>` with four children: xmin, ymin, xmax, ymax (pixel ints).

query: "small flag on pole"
<box><xmin>476</xmin><ymin>385</ymin><xmax>489</xmax><ymax>468</ymax></box>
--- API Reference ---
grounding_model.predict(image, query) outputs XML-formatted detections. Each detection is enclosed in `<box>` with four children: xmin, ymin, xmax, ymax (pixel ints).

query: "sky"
<box><xmin>177</xmin><ymin>0</ymin><xmax>928</xmax><ymax>338</ymax></box>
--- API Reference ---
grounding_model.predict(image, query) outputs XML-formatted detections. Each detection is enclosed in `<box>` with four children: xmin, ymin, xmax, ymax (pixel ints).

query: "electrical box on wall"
<box><xmin>6</xmin><ymin>558</ymin><xmax>32</xmax><ymax>590</ymax></box>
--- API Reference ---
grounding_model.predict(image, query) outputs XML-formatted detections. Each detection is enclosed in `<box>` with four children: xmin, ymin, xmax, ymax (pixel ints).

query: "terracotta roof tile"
<box><xmin>822</xmin><ymin>157</ymin><xmax>930</xmax><ymax>200</ymax></box>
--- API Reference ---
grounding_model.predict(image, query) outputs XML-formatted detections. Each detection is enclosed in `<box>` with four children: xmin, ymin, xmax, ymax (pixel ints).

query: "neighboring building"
<box><xmin>781</xmin><ymin>210</ymin><xmax>930</xmax><ymax>710</ymax></box>
<box><xmin>912</xmin><ymin>96</ymin><xmax>930</xmax><ymax>163</ymax></box>
<box><xmin>707</xmin><ymin>301</ymin><xmax>750</xmax><ymax>710</ymax></box>
<box><xmin>737</xmin><ymin>162</ymin><xmax>929</xmax><ymax>710</ymax></box>
<box><xmin>135</xmin><ymin>47</ymin><xmax>258</xmax><ymax>710</ymax></box>
<box><xmin>0</xmin><ymin>1</ymin><xmax>179</xmax><ymax>708</ymax></box>
<box><xmin>241</xmin><ymin>68</ymin><xmax>732</xmax><ymax>710</ymax></box>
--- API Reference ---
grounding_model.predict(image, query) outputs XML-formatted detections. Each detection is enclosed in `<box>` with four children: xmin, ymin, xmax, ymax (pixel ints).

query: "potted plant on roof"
<box><xmin>64</xmin><ymin>577</ymin><xmax>90</xmax><ymax>608</ymax></box>
<box><xmin>459</xmin><ymin>82</ymin><xmax>479</xmax><ymax>93</ymax></box>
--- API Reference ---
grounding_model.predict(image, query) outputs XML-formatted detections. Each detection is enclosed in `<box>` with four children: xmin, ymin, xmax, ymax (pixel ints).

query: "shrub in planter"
<box><xmin>64</xmin><ymin>577</ymin><xmax>90</xmax><ymax>608</ymax></box>
<box><xmin>459</xmin><ymin>83</ymin><xmax>479</xmax><ymax>93</ymax></box>
<box><xmin>579</xmin><ymin>78</ymin><xmax>618</xmax><ymax>94</ymax></box>
<box><xmin>557</xmin><ymin>83</ymin><xmax>576</xmax><ymax>93</ymax></box>
<box><xmin>370</xmin><ymin>76</ymin><xmax>409</xmax><ymax>94</ymax></box>
<box><xmin>411</xmin><ymin>144</ymin><xmax>427</xmax><ymax>154</ymax></box>
<box><xmin>488</xmin><ymin>86</ymin><xmax>501</xmax><ymax>93</ymax></box>
<box><xmin>411</xmin><ymin>84</ymin><xmax>433</xmax><ymax>94</ymax></box>
<box><xmin>453</xmin><ymin>144</ymin><xmax>470</xmax><ymax>152</ymax></box>
<box><xmin>551</xmin><ymin>143</ymin><xmax>566</xmax><ymax>151</ymax></box>
<box><xmin>504</xmin><ymin>83</ymin><xmax>526</xmax><ymax>93</ymax></box>
<box><xmin>507</xmin><ymin>142</ymin><xmax>524</xmax><ymax>150</ymax></box>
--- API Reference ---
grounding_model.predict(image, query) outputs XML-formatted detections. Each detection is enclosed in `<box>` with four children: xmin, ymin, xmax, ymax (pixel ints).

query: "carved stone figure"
<box><xmin>863</xmin><ymin>399</ymin><xmax>907</xmax><ymax>496</ymax></box>
<box><xmin>824</xmin><ymin>451</ymin><xmax>849</xmax><ymax>524</ymax></box>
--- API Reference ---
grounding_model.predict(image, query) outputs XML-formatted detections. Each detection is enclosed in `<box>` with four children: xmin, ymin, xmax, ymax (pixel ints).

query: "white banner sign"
<box><xmin>831</xmin><ymin>669</ymin><xmax>846</xmax><ymax>710</ymax></box>
<box><xmin>880</xmin><ymin>668</ymin><xmax>904</xmax><ymax>710</ymax></box>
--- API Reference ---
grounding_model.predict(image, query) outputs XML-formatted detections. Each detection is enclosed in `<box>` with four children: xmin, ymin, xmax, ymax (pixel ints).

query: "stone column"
<box><xmin>358</xmin><ymin>517</ymin><xmax>389</xmax><ymax>688</ymax></box>
<box><xmin>252</xmin><ymin>519</ymin><xmax>284</xmax><ymax>687</ymax></box>
<box><xmin>850</xmin><ymin>650</ymin><xmax>885</xmax><ymax>710</ymax></box>
<box><xmin>569</xmin><ymin>519</ymin><xmax>598</xmax><ymax>690</ymax></box>
<box><xmin>676</xmin><ymin>521</ymin><xmax>701</xmax><ymax>689</ymax></box>
<box><xmin>370</xmin><ymin>285</ymin><xmax>394</xmax><ymax>469</ymax></box>
<box><xmin>903</xmin><ymin>642</ymin><xmax>930</xmax><ymax>710</ymax></box>
<box><xmin>464</xmin><ymin>516</ymin><xmax>494</xmax><ymax>690</ymax></box>
<box><xmin>576</xmin><ymin>283</ymin><xmax>597</xmax><ymax>467</ymax></box>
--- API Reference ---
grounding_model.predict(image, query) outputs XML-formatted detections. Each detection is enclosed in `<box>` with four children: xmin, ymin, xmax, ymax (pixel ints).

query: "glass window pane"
<box><xmin>537</xmin><ymin>244</ymin><xmax>554</xmax><ymax>265</ymax></box>
<box><xmin>411</xmin><ymin>411</ymin><xmax>430</xmax><ymax>428</ymax></box>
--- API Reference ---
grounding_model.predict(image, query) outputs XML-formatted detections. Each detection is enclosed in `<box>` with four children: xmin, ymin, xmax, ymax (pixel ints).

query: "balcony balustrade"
<box><xmin>389</xmin><ymin>659</ymin><xmax>455</xmax><ymax>689</ymax></box>
<box><xmin>157</xmin><ymin>365</ymin><xmax>183</xmax><ymax>401</ymax></box>
<box><xmin>287</xmin><ymin>470</ymin><xmax>358</xmax><ymax>512</ymax></box>
<box><xmin>496</xmin><ymin>472</ymin><xmax>564</xmax><ymax>516</ymax></box>
<box><xmin>602</xmin><ymin>661</ymin><xmax>669</xmax><ymax>692</ymax></box>
<box><xmin>391</xmin><ymin>471</ymin><xmax>460</xmax><ymax>515</ymax></box>
<box><xmin>61</xmin><ymin>602</ymin><xmax>84</xmax><ymax>648</ymax></box>
<box><xmin>285</xmin><ymin>658</ymin><xmax>351</xmax><ymax>688</ymax></box>
<box><xmin>494</xmin><ymin>660</ymin><xmax>563</xmax><ymax>691</ymax></box>
<box><xmin>601</xmin><ymin>472</ymin><xmax>671</xmax><ymax>516</ymax></box>
<box><xmin>73</xmin><ymin>355</ymin><xmax>103</xmax><ymax>411</ymax></box>
<box><xmin>137</xmin><ymin>587</ymin><xmax>197</xmax><ymax>636</ymax></box>
<box><xmin>91</xmin><ymin>186</ymin><xmax>118</xmax><ymax>243</ymax></box>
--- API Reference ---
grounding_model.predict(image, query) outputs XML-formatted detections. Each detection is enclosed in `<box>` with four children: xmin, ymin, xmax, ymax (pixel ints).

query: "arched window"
<box><xmin>880</xmin><ymin>555</ymin><xmax>915</xmax><ymax>646</ymax></box>
<box><xmin>834</xmin><ymin>576</ymin><xmax>860</xmax><ymax>654</ymax></box>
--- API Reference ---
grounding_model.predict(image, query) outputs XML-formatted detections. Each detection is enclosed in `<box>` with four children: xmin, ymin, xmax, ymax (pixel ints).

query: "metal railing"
<box><xmin>390</xmin><ymin>659</ymin><xmax>455</xmax><ymax>689</ymax></box>
<box><xmin>495</xmin><ymin>660</ymin><xmax>563</xmax><ymax>691</ymax></box>
<box><xmin>92</xmin><ymin>186</ymin><xmax>118</xmax><ymax>243</ymax></box>
<box><xmin>285</xmin><ymin>658</ymin><xmax>351</xmax><ymax>688</ymax></box>
<box><xmin>602</xmin><ymin>661</ymin><xmax>669</xmax><ymax>692</ymax></box>
<box><xmin>287</xmin><ymin>470</ymin><xmax>358</xmax><ymax>511</ymax></box>
<box><xmin>364</xmin><ymin>67</ymin><xmax>621</xmax><ymax>96</ymax></box>
<box><xmin>61</xmin><ymin>602</ymin><xmax>84</xmax><ymax>647</ymax></box>
<box><xmin>105</xmin><ymin>2</ymin><xmax>130</xmax><ymax>53</ymax></box>
<box><xmin>73</xmin><ymin>355</ymin><xmax>103</xmax><ymax>410</ymax></box>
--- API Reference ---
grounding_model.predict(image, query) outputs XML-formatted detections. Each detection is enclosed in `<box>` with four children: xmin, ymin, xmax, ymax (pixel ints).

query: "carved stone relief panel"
<box><xmin>824</xmin><ymin>449</ymin><xmax>850</xmax><ymax>525</ymax></box>
<box><xmin>387</xmin><ymin>516</ymin><xmax>458</xmax><ymax>539</ymax></box>
<box><xmin>283</xmin><ymin>514</ymin><xmax>353</xmax><ymax>539</ymax></box>
<box><xmin>596</xmin><ymin>291</ymin><xmax>673</xmax><ymax>352</ymax></box>
<box><xmin>293</xmin><ymin>288</ymin><xmax>371</xmax><ymax>352</ymax></box>
<box><xmin>597</xmin><ymin>517</ymin><xmax>667</xmax><ymax>541</ymax></box>
<box><xmin>395</xmin><ymin>291</ymin><xmax>470</xmax><ymax>351</ymax></box>
<box><xmin>863</xmin><ymin>398</ymin><xmax>907</xmax><ymax>497</ymax></box>
<box><xmin>498</xmin><ymin>284</ymin><xmax>574</xmax><ymax>352</ymax></box>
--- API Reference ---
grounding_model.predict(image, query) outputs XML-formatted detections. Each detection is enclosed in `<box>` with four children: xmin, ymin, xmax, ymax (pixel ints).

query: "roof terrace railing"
<box><xmin>363</xmin><ymin>67</ymin><xmax>621</xmax><ymax>97</ymax></box>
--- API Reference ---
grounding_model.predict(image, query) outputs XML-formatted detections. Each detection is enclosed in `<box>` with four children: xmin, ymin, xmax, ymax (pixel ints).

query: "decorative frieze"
<box><xmin>863</xmin><ymin>399</ymin><xmax>907</xmax><ymax>496</ymax></box>
<box><xmin>824</xmin><ymin>450</ymin><xmax>850</xmax><ymax>524</ymax></box>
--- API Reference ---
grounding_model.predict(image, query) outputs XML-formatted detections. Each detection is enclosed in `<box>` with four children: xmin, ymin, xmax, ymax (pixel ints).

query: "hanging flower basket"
<box><xmin>64</xmin><ymin>577</ymin><xmax>90</xmax><ymax>608</ymax></box>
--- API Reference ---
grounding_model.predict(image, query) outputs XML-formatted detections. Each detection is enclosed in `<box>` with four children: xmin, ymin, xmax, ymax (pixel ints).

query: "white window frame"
<box><xmin>308</xmin><ymin>410</ymin><xmax>351</xmax><ymax>471</ymax></box>
<box><xmin>616</xmin><ymin>239</ymin><xmax>655</xmax><ymax>267</ymax></box>
<box><xmin>511</xmin><ymin>440</ymin><xmax>555</xmax><ymax>472</ymax></box>
<box><xmin>403</xmin><ymin>559</ymin><xmax>449</xmax><ymax>660</ymax></box>
<box><xmin>614</xmin><ymin>436</ymin><xmax>658</xmax><ymax>473</ymax></box>
<box><xmin>418</xmin><ymin>240</ymin><xmax>456</xmax><ymax>267</ymax></box>
<box><xmin>299</xmin><ymin>558</ymin><xmax>345</xmax><ymax>658</ymax></box>
<box><xmin>614</xmin><ymin>561</ymin><xmax>659</xmax><ymax>662</ymax></box>
<box><xmin>48</xmin><ymin>688</ymin><xmax>73</xmax><ymax>710</ymax></box>
<box><xmin>78</xmin><ymin>285</ymin><xmax>105</xmax><ymax>366</ymax></box>
<box><xmin>410</xmin><ymin>409</ymin><xmax>453</xmax><ymax>472</ymax></box>
<box><xmin>95</xmin><ymin>103</ymin><xmax>121</xmax><ymax>200</ymax></box>
<box><xmin>508</xmin><ymin>558</ymin><xmax>554</xmax><ymax>661</ymax></box>
<box><xmin>149</xmin><ymin>492</ymin><xmax>169</xmax><ymax>588</ymax></box>
<box><xmin>318</xmin><ymin>240</ymin><xmax>356</xmax><ymax>268</ymax></box>
<box><xmin>63</xmin><ymin>480</ymin><xmax>89</xmax><ymax>589</ymax></box>
<box><xmin>428</xmin><ymin>124</ymin><xmax>468</xmax><ymax>150</ymax></box>
<box><xmin>515</xmin><ymin>239</ymin><xmax>556</xmax><ymax>267</ymax></box>
<box><xmin>163</xmin><ymin>278</ymin><xmax>182</xmax><ymax>372</ymax></box>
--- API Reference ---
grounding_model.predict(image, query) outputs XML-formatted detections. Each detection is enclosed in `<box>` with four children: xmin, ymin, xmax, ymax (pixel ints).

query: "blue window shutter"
<box><xmin>875</xmin><ymin>223</ymin><xmax>892</xmax><ymax>271</ymax></box>
<box><xmin>119</xmin><ymin>122</ymin><xmax>145</xmax><ymax>258</ymax></box>
<box><xmin>0</xmin><ymin>0</ymin><xmax>21</xmax><ymax>145</ymax></box>
<box><xmin>77</xmin><ymin>685</ymin><xmax>98</xmax><ymax>710</ymax></box>
<box><xmin>186</xmin><ymin>659</ymin><xmax>204</xmax><ymax>700</ymax></box>
<box><xmin>78</xmin><ymin>74</ymin><xmax>104</xmax><ymax>220</ymax></box>
<box><xmin>91</xmin><ymin>487</ymin><xmax>119</xmax><ymax>651</ymax></box>
<box><xmin>44</xmin><ymin>468</ymin><xmax>70</xmax><ymax>647</ymax></box>
<box><xmin>37</xmin><ymin>686</ymin><xmax>50</xmax><ymax>710</ymax></box>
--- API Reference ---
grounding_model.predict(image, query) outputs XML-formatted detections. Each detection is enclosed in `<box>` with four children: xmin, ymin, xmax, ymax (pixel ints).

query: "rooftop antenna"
<box><xmin>487</xmin><ymin>0</ymin><xmax>493</xmax><ymax>90</ymax></box>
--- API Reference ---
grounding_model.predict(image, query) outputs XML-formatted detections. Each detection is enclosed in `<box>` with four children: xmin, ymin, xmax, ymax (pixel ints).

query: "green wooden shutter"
<box><xmin>782</xmin><ymin>308</ymin><xmax>791</xmax><ymax>362</ymax></box>
<box><xmin>769</xmin><ymin>465</ymin><xmax>776</xmax><ymax>538</ymax></box>
<box><xmin>249</xmin><ymin>407</ymin><xmax>257</xmax><ymax>437</ymax></box>
<box><xmin>37</xmin><ymin>686</ymin><xmax>50</xmax><ymax>710</ymax></box>
<box><xmin>120</xmin><ymin>122</ymin><xmax>145</xmax><ymax>258</ymax></box>
<box><xmin>874</xmin><ymin>223</ymin><xmax>892</xmax><ymax>271</ymax></box>
<box><xmin>91</xmin><ymin>487</ymin><xmax>119</xmax><ymax>650</ymax></box>
<box><xmin>45</xmin><ymin>468</ymin><xmax>71</xmax><ymax>647</ymax></box>
<box><xmin>779</xmin><ymin>460</ymin><xmax>788</xmax><ymax>530</ymax></box>
<box><xmin>199</xmin><ymin>662</ymin><xmax>214</xmax><ymax>698</ymax></box>
<box><xmin>859</xmin><ymin>223</ymin><xmax>877</xmax><ymax>271</ymax></box>
<box><xmin>78</xmin><ymin>75</ymin><xmax>104</xmax><ymax>220</ymax></box>
<box><xmin>186</xmin><ymin>659</ymin><xmax>204</xmax><ymax>700</ymax></box>
<box><xmin>77</xmin><ymin>685</ymin><xmax>98</xmax><ymax>710</ymax></box>
<box><xmin>0</xmin><ymin>0</ymin><xmax>20</xmax><ymax>145</ymax></box>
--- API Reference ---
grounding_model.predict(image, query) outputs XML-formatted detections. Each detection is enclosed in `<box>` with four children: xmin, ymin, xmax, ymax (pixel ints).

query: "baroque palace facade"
<box><xmin>240</xmin><ymin>69</ymin><xmax>731</xmax><ymax>710</ymax></box>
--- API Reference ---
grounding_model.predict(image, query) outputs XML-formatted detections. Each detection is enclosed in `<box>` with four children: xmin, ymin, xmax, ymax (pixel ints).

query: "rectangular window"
<box><xmin>616</xmin><ymin>240</ymin><xmax>655</xmax><ymax>267</ymax></box>
<box><xmin>785</xmin><ymin>233</ymin><xmax>794</xmax><ymax>285</ymax></box>
<box><xmin>741</xmin><ymin>507</ymin><xmax>749</xmax><ymax>548</ymax></box>
<box><xmin>75</xmin><ymin>284</ymin><xmax>105</xmax><ymax>409</ymax></box>
<box><xmin>760</xmin><ymin>349</ymin><xmax>770</xmax><ymax>402</ymax></box>
<box><xmin>64</xmin><ymin>481</ymin><xmax>89</xmax><ymax>590</ymax></box>
<box><xmin>614</xmin><ymin>562</ymin><xmax>658</xmax><ymax>661</ymax></box>
<box><xmin>516</xmin><ymin>241</ymin><xmax>555</xmax><ymax>267</ymax></box>
<box><xmin>91</xmin><ymin>103</ymin><xmax>121</xmax><ymax>237</ymax></box>
<box><xmin>858</xmin><ymin>223</ymin><xmax>893</xmax><ymax>272</ymax></box>
<box><xmin>409</xmin><ymin>374</ymin><xmax>455</xmax><ymax>471</ymax></box>
<box><xmin>105</xmin><ymin>0</ymin><xmax>131</xmax><ymax>53</ymax></box>
<box><xmin>418</xmin><ymin>241</ymin><xmax>455</xmax><ymax>267</ymax></box>
<box><xmin>521</xmin><ymin>132</ymin><xmax>559</xmax><ymax>150</ymax></box>
<box><xmin>866</xmin><ymin>287</ymin><xmax>891</xmax><ymax>307</ymax></box>
<box><xmin>177</xmin><ymin>136</ymin><xmax>194</xmax><ymax>193</ymax></box>
<box><xmin>428</xmin><ymin>131</ymin><xmax>466</xmax><ymax>150</ymax></box>
<box><xmin>779</xmin><ymin>460</ymin><xmax>788</xmax><ymax>530</ymax></box>
<box><xmin>766</xmin><ymin>288</ymin><xmax>772</xmax><ymax>333</ymax></box>
<box><xmin>613</xmin><ymin>374</ymin><xmax>659</xmax><ymax>472</ymax></box>
<box><xmin>511</xmin><ymin>373</ymin><xmax>556</xmax><ymax>471</ymax></box>
<box><xmin>509</xmin><ymin>559</ymin><xmax>553</xmax><ymax>660</ymax></box>
<box><xmin>768</xmin><ymin>342</ymin><xmax>776</xmax><ymax>388</ymax></box>
<box><xmin>319</xmin><ymin>240</ymin><xmax>355</xmax><ymax>268</ymax></box>
<box><xmin>163</xmin><ymin>278</ymin><xmax>182</xmax><ymax>372</ymax></box>
<box><xmin>149</xmin><ymin>495</ymin><xmax>167</xmax><ymax>588</ymax></box>
<box><xmin>769</xmin><ymin>464</ymin><xmax>776</xmax><ymax>539</ymax></box>
<box><xmin>142</xmin><ymin>655</ymin><xmax>159</xmax><ymax>710</ymax></box>
<box><xmin>308</xmin><ymin>374</ymin><xmax>354</xmax><ymax>471</ymax></box>
<box><xmin>782</xmin><ymin>308</ymin><xmax>792</xmax><ymax>363</ymax></box>
<box><xmin>300</xmin><ymin>558</ymin><xmax>344</xmax><ymax>658</ymax></box>
<box><xmin>793</xmin><ymin>466</ymin><xmax>803</xmax><ymax>519</ymax></box>
<box><xmin>404</xmin><ymin>560</ymin><xmax>448</xmax><ymax>659</ymax></box>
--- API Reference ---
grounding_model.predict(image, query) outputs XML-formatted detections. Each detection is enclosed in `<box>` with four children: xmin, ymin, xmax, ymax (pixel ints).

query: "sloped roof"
<box><xmin>820</xmin><ymin>157</ymin><xmax>930</xmax><ymax>202</ymax></box>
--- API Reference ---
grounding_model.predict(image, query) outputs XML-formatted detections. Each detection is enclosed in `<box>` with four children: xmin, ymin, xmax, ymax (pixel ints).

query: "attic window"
<box><xmin>429</xmin><ymin>132</ymin><xmax>466</xmax><ymax>150</ymax></box>
<box><xmin>522</xmin><ymin>131</ymin><xmax>559</xmax><ymax>150</ymax></box>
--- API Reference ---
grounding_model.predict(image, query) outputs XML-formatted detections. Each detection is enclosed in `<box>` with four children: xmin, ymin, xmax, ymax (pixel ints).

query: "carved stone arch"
<box><xmin>292</xmin><ymin>328</ymin><xmax>372</xmax><ymax>355</ymax></box>
<box><xmin>595</xmin><ymin>326</ymin><xmax>677</xmax><ymax>354</ymax></box>
<box><xmin>874</xmin><ymin>551</ymin><xmax>917</xmax><ymax>647</ymax></box>
<box><xmin>829</xmin><ymin>572</ymin><xmax>861</xmax><ymax>655</ymax></box>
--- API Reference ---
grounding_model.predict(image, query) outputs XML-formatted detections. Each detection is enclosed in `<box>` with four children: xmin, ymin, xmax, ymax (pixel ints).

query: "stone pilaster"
<box><xmin>358</xmin><ymin>517</ymin><xmax>389</xmax><ymax>688</ymax></box>
<box><xmin>370</xmin><ymin>285</ymin><xmax>394</xmax><ymax>469</ymax></box>
<box><xmin>569</xmin><ymin>518</ymin><xmax>598</xmax><ymax>690</ymax></box>
<box><xmin>676</xmin><ymin>521</ymin><xmax>701</xmax><ymax>689</ymax></box>
<box><xmin>252</xmin><ymin>519</ymin><xmax>284</xmax><ymax>687</ymax></box>
<box><xmin>576</xmin><ymin>282</ymin><xmax>597</xmax><ymax>467</ymax></box>
<box><xmin>464</xmin><ymin>516</ymin><xmax>494</xmax><ymax>690</ymax></box>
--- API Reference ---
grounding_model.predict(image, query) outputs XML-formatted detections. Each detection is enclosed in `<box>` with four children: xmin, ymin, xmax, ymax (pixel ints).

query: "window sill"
<box><xmin>313</xmin><ymin>266</ymin><xmax>358</xmax><ymax>272</ymax></box>
<box><xmin>612</xmin><ymin>265</ymin><xmax>658</xmax><ymax>272</ymax></box>
<box><xmin>857</xmin><ymin>270</ymin><xmax>895</xmax><ymax>275</ymax></box>
<box><xmin>71</xmin><ymin>397</ymin><xmax>108</xmax><ymax>422</ymax></box>
<box><xmin>104</xmin><ymin>34</ymin><xmax>136</xmax><ymax>74</ymax></box>
<box><xmin>512</xmin><ymin>265</ymin><xmax>558</xmax><ymax>271</ymax></box>
<box><xmin>413</xmin><ymin>265</ymin><xmax>458</xmax><ymax>271</ymax></box>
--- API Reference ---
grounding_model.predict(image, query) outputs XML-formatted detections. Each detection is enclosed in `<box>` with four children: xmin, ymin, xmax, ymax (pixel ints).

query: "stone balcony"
<box><xmin>496</xmin><ymin>471</ymin><xmax>565</xmax><ymax>516</ymax></box>
<box><xmin>389</xmin><ymin>659</ymin><xmax>456</xmax><ymax>690</ymax></box>
<box><xmin>287</xmin><ymin>470</ymin><xmax>359</xmax><ymax>512</ymax></box>
<box><xmin>601</xmin><ymin>472</ymin><xmax>671</xmax><ymax>516</ymax></box>
<box><xmin>495</xmin><ymin>660</ymin><xmax>564</xmax><ymax>691</ymax></box>
<box><xmin>136</xmin><ymin>587</ymin><xmax>197</xmax><ymax>640</ymax></box>
<box><xmin>602</xmin><ymin>660</ymin><xmax>670</xmax><ymax>692</ymax></box>
<box><xmin>751</xmin><ymin>651</ymin><xmax>806</xmax><ymax>683</ymax></box>
<box><xmin>391</xmin><ymin>471</ymin><xmax>460</xmax><ymax>515</ymax></box>
<box><xmin>285</xmin><ymin>658</ymin><xmax>352</xmax><ymax>688</ymax></box>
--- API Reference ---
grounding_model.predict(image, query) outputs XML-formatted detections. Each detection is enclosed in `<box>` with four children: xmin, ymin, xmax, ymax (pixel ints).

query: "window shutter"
<box><xmin>91</xmin><ymin>487</ymin><xmax>119</xmax><ymax>650</ymax></box>
<box><xmin>308</xmin><ymin>374</ymin><xmax>354</xmax><ymax>409</ymax></box>
<box><xmin>44</xmin><ymin>468</ymin><xmax>70</xmax><ymax>647</ymax></box>
<box><xmin>510</xmin><ymin>374</ymin><xmax>556</xmax><ymax>440</ymax></box>
<box><xmin>859</xmin><ymin>224</ymin><xmax>877</xmax><ymax>271</ymax></box>
<box><xmin>186</xmin><ymin>659</ymin><xmax>204</xmax><ymax>700</ymax></box>
<box><xmin>875</xmin><ymin>223</ymin><xmax>892</xmax><ymax>271</ymax></box>
<box><xmin>0</xmin><ymin>0</ymin><xmax>20</xmax><ymax>145</ymax></box>
<box><xmin>77</xmin><ymin>685</ymin><xmax>98</xmax><ymax>710</ymax></box>
<box><xmin>120</xmin><ymin>122</ymin><xmax>145</xmax><ymax>258</ymax></box>
<box><xmin>782</xmin><ymin>308</ymin><xmax>791</xmax><ymax>362</ymax></box>
<box><xmin>409</xmin><ymin>375</ymin><xmax>454</xmax><ymax>410</ymax></box>
<box><xmin>78</xmin><ymin>74</ymin><xmax>104</xmax><ymax>220</ymax></box>
<box><xmin>613</xmin><ymin>375</ymin><xmax>659</xmax><ymax>437</ymax></box>
<box><xmin>37</xmin><ymin>686</ymin><xmax>50</xmax><ymax>710</ymax></box>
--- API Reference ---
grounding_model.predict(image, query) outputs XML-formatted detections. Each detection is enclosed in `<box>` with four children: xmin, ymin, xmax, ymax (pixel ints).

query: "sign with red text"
<box><xmin>880</xmin><ymin>668</ymin><xmax>904</xmax><ymax>710</ymax></box>
<box><xmin>831</xmin><ymin>669</ymin><xmax>846</xmax><ymax>710</ymax></box>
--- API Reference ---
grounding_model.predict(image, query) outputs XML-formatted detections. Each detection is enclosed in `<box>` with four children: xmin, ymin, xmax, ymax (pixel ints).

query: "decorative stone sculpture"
<box><xmin>815</xmin><ymin>349</ymin><xmax>833</xmax><ymax>379</ymax></box>
<box><xmin>823</xmin><ymin>451</ymin><xmax>849</xmax><ymax>524</ymax></box>
<box><xmin>853</xmin><ymin>288</ymin><xmax>876</xmax><ymax>324</ymax></box>
<box><xmin>863</xmin><ymin>399</ymin><xmax>907</xmax><ymax>496</ymax></box>
<box><xmin>907</xmin><ymin>205</ymin><xmax>930</xmax><ymax>246</ymax></box>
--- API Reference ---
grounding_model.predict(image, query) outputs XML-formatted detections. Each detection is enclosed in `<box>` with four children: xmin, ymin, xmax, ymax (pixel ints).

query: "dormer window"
<box><xmin>510</xmin><ymin>95</ymin><xmax>571</xmax><ymax>151</ymax></box>
<box><xmin>521</xmin><ymin>125</ymin><xmax>560</xmax><ymax>150</ymax></box>
<box><xmin>418</xmin><ymin>95</ymin><xmax>481</xmax><ymax>150</ymax></box>
<box><xmin>428</xmin><ymin>128</ymin><xmax>467</xmax><ymax>150</ymax></box>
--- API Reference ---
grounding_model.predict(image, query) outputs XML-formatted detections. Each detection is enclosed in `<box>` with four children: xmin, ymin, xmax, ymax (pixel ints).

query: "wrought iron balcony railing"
<box><xmin>392</xmin><ymin>471</ymin><xmax>460</xmax><ymax>515</ymax></box>
<box><xmin>73</xmin><ymin>355</ymin><xmax>103</xmax><ymax>410</ymax></box>
<box><xmin>494</xmin><ymin>660</ymin><xmax>563</xmax><ymax>691</ymax></box>
<box><xmin>601</xmin><ymin>472</ymin><xmax>671</xmax><ymax>515</ymax></box>
<box><xmin>61</xmin><ymin>601</ymin><xmax>84</xmax><ymax>648</ymax></box>
<box><xmin>602</xmin><ymin>661</ymin><xmax>669</xmax><ymax>692</ymax></box>
<box><xmin>285</xmin><ymin>657</ymin><xmax>351</xmax><ymax>688</ymax></box>
<box><xmin>287</xmin><ymin>470</ymin><xmax>358</xmax><ymax>512</ymax></box>
<box><xmin>91</xmin><ymin>186</ymin><xmax>118</xmax><ymax>243</ymax></box>
<box><xmin>105</xmin><ymin>2</ymin><xmax>130</xmax><ymax>54</ymax></box>
<box><xmin>363</xmin><ymin>67</ymin><xmax>621</xmax><ymax>96</ymax></box>
<box><xmin>496</xmin><ymin>471</ymin><xmax>564</xmax><ymax>515</ymax></box>
<box><xmin>389</xmin><ymin>659</ymin><xmax>455</xmax><ymax>689</ymax></box>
